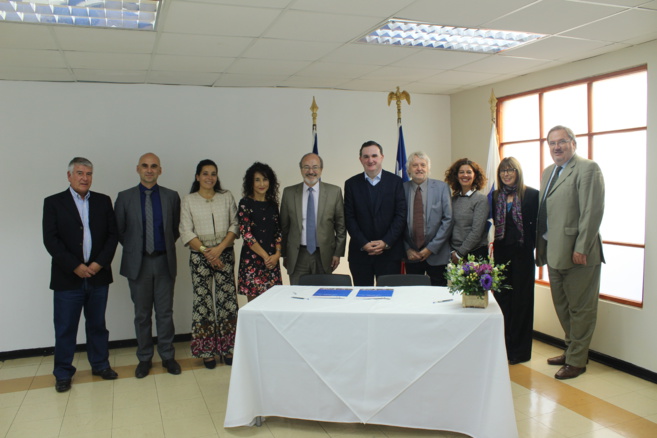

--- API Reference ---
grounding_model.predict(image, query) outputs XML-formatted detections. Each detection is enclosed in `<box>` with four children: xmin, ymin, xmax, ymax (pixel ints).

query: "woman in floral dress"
<box><xmin>238</xmin><ymin>162</ymin><xmax>282</xmax><ymax>301</ymax></box>
<box><xmin>180</xmin><ymin>159</ymin><xmax>239</xmax><ymax>368</ymax></box>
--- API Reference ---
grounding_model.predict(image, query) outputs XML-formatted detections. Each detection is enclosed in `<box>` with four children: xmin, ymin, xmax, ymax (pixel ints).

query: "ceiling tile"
<box><xmin>73</xmin><ymin>69</ymin><xmax>148</xmax><ymax>83</ymax></box>
<box><xmin>563</xmin><ymin>8</ymin><xmax>657</xmax><ymax>43</ymax></box>
<box><xmin>295</xmin><ymin>62</ymin><xmax>379</xmax><ymax>78</ymax></box>
<box><xmin>1</xmin><ymin>48</ymin><xmax>67</xmax><ymax>68</ymax></box>
<box><xmin>64</xmin><ymin>52</ymin><xmax>151</xmax><ymax>70</ymax></box>
<box><xmin>156</xmin><ymin>34</ymin><xmax>253</xmax><ymax>57</ymax></box>
<box><xmin>162</xmin><ymin>3</ymin><xmax>281</xmax><ymax>36</ymax></box>
<box><xmin>487</xmin><ymin>0</ymin><xmax>624</xmax><ymax>34</ymax></box>
<box><xmin>389</xmin><ymin>49</ymin><xmax>488</xmax><ymax>71</ymax></box>
<box><xmin>53</xmin><ymin>27</ymin><xmax>157</xmax><ymax>53</ymax></box>
<box><xmin>0</xmin><ymin>23</ymin><xmax>58</xmax><ymax>50</ymax></box>
<box><xmin>227</xmin><ymin>58</ymin><xmax>310</xmax><ymax>75</ymax></box>
<box><xmin>457</xmin><ymin>55</ymin><xmax>551</xmax><ymax>75</ymax></box>
<box><xmin>0</xmin><ymin>67</ymin><xmax>73</xmax><ymax>82</ymax></box>
<box><xmin>151</xmin><ymin>55</ymin><xmax>233</xmax><ymax>72</ymax></box>
<box><xmin>501</xmin><ymin>36</ymin><xmax>614</xmax><ymax>60</ymax></box>
<box><xmin>148</xmin><ymin>70</ymin><xmax>219</xmax><ymax>86</ymax></box>
<box><xmin>359</xmin><ymin>65</ymin><xmax>440</xmax><ymax>82</ymax></box>
<box><xmin>321</xmin><ymin>44</ymin><xmax>419</xmax><ymax>66</ymax></box>
<box><xmin>291</xmin><ymin>0</ymin><xmax>414</xmax><ymax>17</ymax></box>
<box><xmin>396</xmin><ymin>0</ymin><xmax>538</xmax><ymax>27</ymax></box>
<box><xmin>243</xmin><ymin>39</ymin><xmax>341</xmax><ymax>61</ymax></box>
<box><xmin>214</xmin><ymin>73</ymin><xmax>290</xmax><ymax>87</ymax></box>
<box><xmin>264</xmin><ymin>10</ymin><xmax>382</xmax><ymax>42</ymax></box>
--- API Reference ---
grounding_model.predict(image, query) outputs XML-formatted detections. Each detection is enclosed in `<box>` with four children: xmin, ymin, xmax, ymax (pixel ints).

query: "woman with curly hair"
<box><xmin>444</xmin><ymin>158</ymin><xmax>489</xmax><ymax>264</ymax></box>
<box><xmin>238</xmin><ymin>162</ymin><xmax>283</xmax><ymax>301</ymax></box>
<box><xmin>179</xmin><ymin>159</ymin><xmax>239</xmax><ymax>368</ymax></box>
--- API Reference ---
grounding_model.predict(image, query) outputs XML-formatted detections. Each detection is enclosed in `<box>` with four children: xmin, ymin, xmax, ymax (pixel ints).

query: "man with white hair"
<box><xmin>402</xmin><ymin>151</ymin><xmax>453</xmax><ymax>285</ymax></box>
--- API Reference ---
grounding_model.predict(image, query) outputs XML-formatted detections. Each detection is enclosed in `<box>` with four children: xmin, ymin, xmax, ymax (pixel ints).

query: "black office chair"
<box><xmin>298</xmin><ymin>274</ymin><xmax>353</xmax><ymax>286</ymax></box>
<box><xmin>377</xmin><ymin>274</ymin><xmax>431</xmax><ymax>287</ymax></box>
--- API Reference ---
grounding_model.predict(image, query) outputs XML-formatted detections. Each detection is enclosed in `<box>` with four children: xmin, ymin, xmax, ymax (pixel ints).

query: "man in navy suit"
<box><xmin>43</xmin><ymin>157</ymin><xmax>119</xmax><ymax>392</ymax></box>
<box><xmin>403</xmin><ymin>151</ymin><xmax>453</xmax><ymax>286</ymax></box>
<box><xmin>115</xmin><ymin>153</ymin><xmax>181</xmax><ymax>378</ymax></box>
<box><xmin>344</xmin><ymin>141</ymin><xmax>406</xmax><ymax>286</ymax></box>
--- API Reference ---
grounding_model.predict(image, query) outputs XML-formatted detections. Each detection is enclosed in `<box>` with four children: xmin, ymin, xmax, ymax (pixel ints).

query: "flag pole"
<box><xmin>310</xmin><ymin>96</ymin><xmax>319</xmax><ymax>154</ymax></box>
<box><xmin>486</xmin><ymin>90</ymin><xmax>500</xmax><ymax>257</ymax></box>
<box><xmin>387</xmin><ymin>86</ymin><xmax>410</xmax><ymax>182</ymax></box>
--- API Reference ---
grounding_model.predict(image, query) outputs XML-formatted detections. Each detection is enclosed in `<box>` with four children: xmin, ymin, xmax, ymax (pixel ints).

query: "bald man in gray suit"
<box><xmin>115</xmin><ymin>153</ymin><xmax>181</xmax><ymax>378</ymax></box>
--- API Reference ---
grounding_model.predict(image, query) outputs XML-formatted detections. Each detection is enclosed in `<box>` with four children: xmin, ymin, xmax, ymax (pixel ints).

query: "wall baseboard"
<box><xmin>533</xmin><ymin>331</ymin><xmax>657</xmax><ymax>384</ymax></box>
<box><xmin>0</xmin><ymin>333</ymin><xmax>192</xmax><ymax>362</ymax></box>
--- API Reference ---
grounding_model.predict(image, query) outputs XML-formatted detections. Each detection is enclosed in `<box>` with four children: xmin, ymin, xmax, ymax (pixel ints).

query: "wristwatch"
<box><xmin>199</xmin><ymin>245</ymin><xmax>207</xmax><ymax>252</ymax></box>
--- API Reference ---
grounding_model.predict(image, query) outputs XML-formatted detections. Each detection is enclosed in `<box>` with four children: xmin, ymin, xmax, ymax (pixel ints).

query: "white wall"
<box><xmin>451</xmin><ymin>40</ymin><xmax>657</xmax><ymax>372</ymax></box>
<box><xmin>0</xmin><ymin>82</ymin><xmax>450</xmax><ymax>353</ymax></box>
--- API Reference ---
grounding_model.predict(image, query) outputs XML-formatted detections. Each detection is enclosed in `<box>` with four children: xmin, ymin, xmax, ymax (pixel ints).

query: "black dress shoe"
<box><xmin>92</xmin><ymin>367</ymin><xmax>118</xmax><ymax>380</ymax></box>
<box><xmin>55</xmin><ymin>379</ymin><xmax>71</xmax><ymax>393</ymax></box>
<box><xmin>555</xmin><ymin>364</ymin><xmax>586</xmax><ymax>380</ymax></box>
<box><xmin>162</xmin><ymin>359</ymin><xmax>181</xmax><ymax>375</ymax></box>
<box><xmin>508</xmin><ymin>358</ymin><xmax>530</xmax><ymax>365</ymax></box>
<box><xmin>135</xmin><ymin>361</ymin><xmax>152</xmax><ymax>379</ymax></box>
<box><xmin>203</xmin><ymin>359</ymin><xmax>216</xmax><ymax>369</ymax></box>
<box><xmin>223</xmin><ymin>356</ymin><xmax>233</xmax><ymax>366</ymax></box>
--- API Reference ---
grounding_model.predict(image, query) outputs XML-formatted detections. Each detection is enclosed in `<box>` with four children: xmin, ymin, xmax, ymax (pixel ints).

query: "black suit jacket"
<box><xmin>493</xmin><ymin>186</ymin><xmax>539</xmax><ymax>251</ymax></box>
<box><xmin>43</xmin><ymin>189</ymin><xmax>119</xmax><ymax>290</ymax></box>
<box><xmin>344</xmin><ymin>170</ymin><xmax>406</xmax><ymax>262</ymax></box>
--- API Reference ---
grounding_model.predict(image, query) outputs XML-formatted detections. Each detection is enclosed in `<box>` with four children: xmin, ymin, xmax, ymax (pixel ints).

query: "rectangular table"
<box><xmin>224</xmin><ymin>285</ymin><xmax>518</xmax><ymax>438</ymax></box>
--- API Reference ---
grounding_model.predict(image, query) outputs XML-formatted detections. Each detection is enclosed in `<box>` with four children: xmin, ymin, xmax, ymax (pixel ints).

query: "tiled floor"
<box><xmin>1</xmin><ymin>340</ymin><xmax>657</xmax><ymax>437</ymax></box>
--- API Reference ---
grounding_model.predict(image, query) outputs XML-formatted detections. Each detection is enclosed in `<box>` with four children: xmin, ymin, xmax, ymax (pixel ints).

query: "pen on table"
<box><xmin>433</xmin><ymin>299</ymin><xmax>453</xmax><ymax>303</ymax></box>
<box><xmin>291</xmin><ymin>296</ymin><xmax>309</xmax><ymax>300</ymax></box>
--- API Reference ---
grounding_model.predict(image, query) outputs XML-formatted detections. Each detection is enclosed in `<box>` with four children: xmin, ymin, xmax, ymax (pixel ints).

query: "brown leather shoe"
<box><xmin>555</xmin><ymin>364</ymin><xmax>586</xmax><ymax>380</ymax></box>
<box><xmin>547</xmin><ymin>354</ymin><xmax>566</xmax><ymax>366</ymax></box>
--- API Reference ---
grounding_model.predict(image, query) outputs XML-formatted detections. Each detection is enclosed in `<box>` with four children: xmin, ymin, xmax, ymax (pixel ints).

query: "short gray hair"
<box><xmin>68</xmin><ymin>157</ymin><xmax>93</xmax><ymax>173</ymax></box>
<box><xmin>406</xmin><ymin>151</ymin><xmax>431</xmax><ymax>174</ymax></box>
<box><xmin>547</xmin><ymin>125</ymin><xmax>577</xmax><ymax>144</ymax></box>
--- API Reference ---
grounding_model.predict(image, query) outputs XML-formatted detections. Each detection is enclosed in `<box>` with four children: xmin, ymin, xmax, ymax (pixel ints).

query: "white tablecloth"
<box><xmin>224</xmin><ymin>285</ymin><xmax>518</xmax><ymax>438</ymax></box>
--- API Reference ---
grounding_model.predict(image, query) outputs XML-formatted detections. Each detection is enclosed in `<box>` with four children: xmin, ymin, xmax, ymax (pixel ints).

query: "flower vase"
<box><xmin>461</xmin><ymin>291</ymin><xmax>489</xmax><ymax>308</ymax></box>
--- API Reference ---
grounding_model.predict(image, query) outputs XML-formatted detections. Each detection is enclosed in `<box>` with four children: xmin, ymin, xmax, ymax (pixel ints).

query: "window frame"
<box><xmin>497</xmin><ymin>65</ymin><xmax>647</xmax><ymax>308</ymax></box>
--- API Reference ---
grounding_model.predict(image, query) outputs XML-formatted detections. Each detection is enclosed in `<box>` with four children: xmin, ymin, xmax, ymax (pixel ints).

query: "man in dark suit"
<box><xmin>536</xmin><ymin>125</ymin><xmax>605</xmax><ymax>380</ymax></box>
<box><xmin>344</xmin><ymin>141</ymin><xmax>406</xmax><ymax>286</ymax></box>
<box><xmin>403</xmin><ymin>151</ymin><xmax>453</xmax><ymax>286</ymax></box>
<box><xmin>280</xmin><ymin>153</ymin><xmax>346</xmax><ymax>284</ymax></box>
<box><xmin>43</xmin><ymin>157</ymin><xmax>119</xmax><ymax>393</ymax></box>
<box><xmin>115</xmin><ymin>153</ymin><xmax>181</xmax><ymax>378</ymax></box>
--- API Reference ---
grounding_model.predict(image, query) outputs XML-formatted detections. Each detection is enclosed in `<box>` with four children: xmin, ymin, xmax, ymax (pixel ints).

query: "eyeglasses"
<box><xmin>499</xmin><ymin>168</ymin><xmax>516</xmax><ymax>175</ymax></box>
<box><xmin>548</xmin><ymin>139</ymin><xmax>571</xmax><ymax>147</ymax></box>
<box><xmin>302</xmin><ymin>166</ymin><xmax>321</xmax><ymax>171</ymax></box>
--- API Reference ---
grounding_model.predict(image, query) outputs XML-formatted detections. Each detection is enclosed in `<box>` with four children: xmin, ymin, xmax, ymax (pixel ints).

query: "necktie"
<box><xmin>537</xmin><ymin>166</ymin><xmax>562</xmax><ymax>238</ymax></box>
<box><xmin>413</xmin><ymin>186</ymin><xmax>424</xmax><ymax>249</ymax></box>
<box><xmin>145</xmin><ymin>189</ymin><xmax>154</xmax><ymax>254</ymax></box>
<box><xmin>306</xmin><ymin>187</ymin><xmax>317</xmax><ymax>254</ymax></box>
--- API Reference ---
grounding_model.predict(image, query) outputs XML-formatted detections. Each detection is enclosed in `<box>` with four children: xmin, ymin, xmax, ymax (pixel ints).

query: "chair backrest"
<box><xmin>298</xmin><ymin>274</ymin><xmax>353</xmax><ymax>286</ymax></box>
<box><xmin>377</xmin><ymin>274</ymin><xmax>431</xmax><ymax>287</ymax></box>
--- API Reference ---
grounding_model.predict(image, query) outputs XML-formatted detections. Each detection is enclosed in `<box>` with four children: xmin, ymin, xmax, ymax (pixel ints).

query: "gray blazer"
<box><xmin>403</xmin><ymin>178</ymin><xmax>454</xmax><ymax>266</ymax></box>
<box><xmin>536</xmin><ymin>154</ymin><xmax>605</xmax><ymax>269</ymax></box>
<box><xmin>280</xmin><ymin>181</ymin><xmax>346</xmax><ymax>275</ymax></box>
<box><xmin>115</xmin><ymin>185</ymin><xmax>181</xmax><ymax>280</ymax></box>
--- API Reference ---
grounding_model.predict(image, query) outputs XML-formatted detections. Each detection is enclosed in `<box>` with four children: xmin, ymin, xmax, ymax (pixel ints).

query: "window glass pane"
<box><xmin>594</xmin><ymin>132</ymin><xmax>646</xmax><ymax>244</ymax></box>
<box><xmin>543</xmin><ymin>84</ymin><xmax>588</xmax><ymax>134</ymax></box>
<box><xmin>500</xmin><ymin>95</ymin><xmax>538</xmax><ymax>142</ymax></box>
<box><xmin>500</xmin><ymin>141</ymin><xmax>540</xmax><ymax>190</ymax></box>
<box><xmin>593</xmin><ymin>71</ymin><xmax>647</xmax><ymax>131</ymax></box>
<box><xmin>600</xmin><ymin>244</ymin><xmax>644</xmax><ymax>302</ymax></box>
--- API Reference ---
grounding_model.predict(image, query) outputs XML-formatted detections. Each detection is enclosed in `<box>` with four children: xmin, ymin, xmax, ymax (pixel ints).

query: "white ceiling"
<box><xmin>1</xmin><ymin>0</ymin><xmax>656</xmax><ymax>95</ymax></box>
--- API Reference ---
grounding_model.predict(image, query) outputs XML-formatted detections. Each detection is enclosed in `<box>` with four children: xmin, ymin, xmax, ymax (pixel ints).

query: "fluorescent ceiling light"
<box><xmin>358</xmin><ymin>19</ymin><xmax>546</xmax><ymax>54</ymax></box>
<box><xmin>0</xmin><ymin>0</ymin><xmax>160</xmax><ymax>30</ymax></box>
